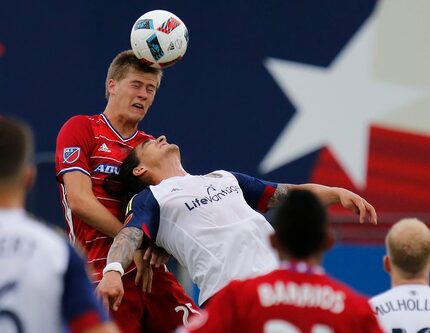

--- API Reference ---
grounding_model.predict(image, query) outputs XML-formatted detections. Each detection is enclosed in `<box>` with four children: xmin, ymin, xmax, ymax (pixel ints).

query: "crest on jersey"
<box><xmin>63</xmin><ymin>147</ymin><xmax>80</xmax><ymax>164</ymax></box>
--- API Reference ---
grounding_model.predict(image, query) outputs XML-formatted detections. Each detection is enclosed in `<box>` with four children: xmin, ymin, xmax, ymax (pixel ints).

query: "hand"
<box><xmin>336</xmin><ymin>188</ymin><xmax>377</xmax><ymax>224</ymax></box>
<box><xmin>96</xmin><ymin>271</ymin><xmax>124</xmax><ymax>311</ymax></box>
<box><xmin>133</xmin><ymin>249</ymin><xmax>153</xmax><ymax>293</ymax></box>
<box><xmin>143</xmin><ymin>243</ymin><xmax>170</xmax><ymax>268</ymax></box>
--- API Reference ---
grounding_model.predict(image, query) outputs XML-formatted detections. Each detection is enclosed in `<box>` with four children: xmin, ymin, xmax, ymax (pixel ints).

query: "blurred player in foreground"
<box><xmin>97</xmin><ymin>136</ymin><xmax>377</xmax><ymax>310</ymax></box>
<box><xmin>56</xmin><ymin>50</ymin><xmax>198</xmax><ymax>332</ymax></box>
<box><xmin>176</xmin><ymin>190</ymin><xmax>383</xmax><ymax>333</ymax></box>
<box><xmin>370</xmin><ymin>218</ymin><xmax>430</xmax><ymax>332</ymax></box>
<box><xmin>0</xmin><ymin>117</ymin><xmax>119</xmax><ymax>333</ymax></box>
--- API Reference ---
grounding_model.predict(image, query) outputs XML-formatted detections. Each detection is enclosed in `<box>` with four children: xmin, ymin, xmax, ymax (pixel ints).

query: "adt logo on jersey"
<box><xmin>93</xmin><ymin>164</ymin><xmax>120</xmax><ymax>175</ymax></box>
<box><xmin>63</xmin><ymin>147</ymin><xmax>80</xmax><ymax>164</ymax></box>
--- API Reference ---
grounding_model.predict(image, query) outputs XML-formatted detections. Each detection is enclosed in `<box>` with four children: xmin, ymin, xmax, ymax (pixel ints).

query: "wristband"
<box><xmin>102</xmin><ymin>262</ymin><xmax>124</xmax><ymax>277</ymax></box>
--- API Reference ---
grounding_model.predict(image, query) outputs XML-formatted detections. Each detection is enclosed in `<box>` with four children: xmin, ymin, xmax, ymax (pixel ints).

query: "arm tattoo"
<box><xmin>267</xmin><ymin>184</ymin><xmax>289</xmax><ymax>209</ymax></box>
<box><xmin>107</xmin><ymin>227</ymin><xmax>143</xmax><ymax>269</ymax></box>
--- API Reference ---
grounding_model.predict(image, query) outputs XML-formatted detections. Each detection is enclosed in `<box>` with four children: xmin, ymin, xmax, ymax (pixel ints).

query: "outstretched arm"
<box><xmin>96</xmin><ymin>227</ymin><xmax>144</xmax><ymax>311</ymax></box>
<box><xmin>267</xmin><ymin>183</ymin><xmax>377</xmax><ymax>224</ymax></box>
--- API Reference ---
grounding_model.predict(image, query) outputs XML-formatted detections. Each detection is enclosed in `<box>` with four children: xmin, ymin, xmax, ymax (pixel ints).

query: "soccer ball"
<box><xmin>130</xmin><ymin>10</ymin><xmax>189</xmax><ymax>68</ymax></box>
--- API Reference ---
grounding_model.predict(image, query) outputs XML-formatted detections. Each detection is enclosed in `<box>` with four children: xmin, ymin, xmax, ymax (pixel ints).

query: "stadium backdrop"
<box><xmin>1</xmin><ymin>0</ymin><xmax>429</xmax><ymax>300</ymax></box>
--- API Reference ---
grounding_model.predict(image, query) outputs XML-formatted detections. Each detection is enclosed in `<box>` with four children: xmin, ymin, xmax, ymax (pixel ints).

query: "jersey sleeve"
<box><xmin>124</xmin><ymin>189</ymin><xmax>160</xmax><ymax>240</ymax></box>
<box><xmin>230</xmin><ymin>172</ymin><xmax>278</xmax><ymax>212</ymax></box>
<box><xmin>62</xmin><ymin>243</ymin><xmax>109</xmax><ymax>333</ymax></box>
<box><xmin>56</xmin><ymin>115</ymin><xmax>95</xmax><ymax>182</ymax></box>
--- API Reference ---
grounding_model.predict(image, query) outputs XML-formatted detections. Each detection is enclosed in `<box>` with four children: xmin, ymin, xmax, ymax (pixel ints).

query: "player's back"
<box><xmin>0</xmin><ymin>208</ymin><xmax>70</xmax><ymax>333</ymax></box>
<box><xmin>370</xmin><ymin>285</ymin><xmax>430</xmax><ymax>332</ymax></box>
<box><xmin>191</xmin><ymin>266</ymin><xmax>383</xmax><ymax>333</ymax></box>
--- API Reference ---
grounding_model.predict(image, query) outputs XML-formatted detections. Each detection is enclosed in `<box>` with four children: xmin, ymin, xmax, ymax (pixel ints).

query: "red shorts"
<box><xmin>109</xmin><ymin>266</ymin><xmax>200</xmax><ymax>333</ymax></box>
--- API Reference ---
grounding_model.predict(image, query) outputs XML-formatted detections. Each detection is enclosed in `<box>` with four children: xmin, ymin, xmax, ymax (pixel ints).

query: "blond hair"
<box><xmin>105</xmin><ymin>50</ymin><xmax>163</xmax><ymax>99</ymax></box>
<box><xmin>386</xmin><ymin>218</ymin><xmax>430</xmax><ymax>276</ymax></box>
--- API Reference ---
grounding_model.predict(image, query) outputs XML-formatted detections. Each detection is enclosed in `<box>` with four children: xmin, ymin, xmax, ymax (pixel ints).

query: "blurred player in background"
<box><xmin>0</xmin><ymin>116</ymin><xmax>119</xmax><ymax>333</ymax></box>
<box><xmin>55</xmin><ymin>50</ymin><xmax>198</xmax><ymax>333</ymax></box>
<box><xmin>97</xmin><ymin>136</ymin><xmax>377</xmax><ymax>310</ymax></box>
<box><xmin>370</xmin><ymin>218</ymin><xmax>430</xmax><ymax>332</ymax></box>
<box><xmin>176</xmin><ymin>189</ymin><xmax>383</xmax><ymax>333</ymax></box>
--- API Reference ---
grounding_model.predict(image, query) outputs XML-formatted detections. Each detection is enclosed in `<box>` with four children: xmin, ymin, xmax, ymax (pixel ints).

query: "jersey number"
<box><xmin>264</xmin><ymin>319</ymin><xmax>333</xmax><ymax>333</ymax></box>
<box><xmin>0</xmin><ymin>282</ymin><xmax>23</xmax><ymax>333</ymax></box>
<box><xmin>0</xmin><ymin>310</ymin><xmax>23</xmax><ymax>333</ymax></box>
<box><xmin>175</xmin><ymin>303</ymin><xmax>201</xmax><ymax>326</ymax></box>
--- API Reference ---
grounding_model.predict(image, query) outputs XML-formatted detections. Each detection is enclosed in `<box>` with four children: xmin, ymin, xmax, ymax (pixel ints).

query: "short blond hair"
<box><xmin>386</xmin><ymin>218</ymin><xmax>430</xmax><ymax>276</ymax></box>
<box><xmin>105</xmin><ymin>50</ymin><xmax>163</xmax><ymax>99</ymax></box>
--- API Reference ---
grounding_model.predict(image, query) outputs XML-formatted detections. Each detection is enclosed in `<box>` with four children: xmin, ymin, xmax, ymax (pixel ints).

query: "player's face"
<box><xmin>108</xmin><ymin>69</ymin><xmax>160</xmax><ymax>123</ymax></box>
<box><xmin>135</xmin><ymin>136</ymin><xmax>180</xmax><ymax>168</ymax></box>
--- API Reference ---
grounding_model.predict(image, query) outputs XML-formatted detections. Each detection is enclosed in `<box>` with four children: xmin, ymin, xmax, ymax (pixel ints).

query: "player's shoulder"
<box><xmin>136</xmin><ymin>129</ymin><xmax>155</xmax><ymax>141</ymax></box>
<box><xmin>127</xmin><ymin>187</ymin><xmax>155</xmax><ymax>210</ymax></box>
<box><xmin>23</xmin><ymin>214</ymin><xmax>67</xmax><ymax>245</ymax></box>
<box><xmin>60</xmin><ymin>114</ymin><xmax>98</xmax><ymax>133</ymax></box>
<box><xmin>15</xmin><ymin>214</ymin><xmax>70</xmax><ymax>265</ymax></box>
<box><xmin>205</xmin><ymin>170</ymin><xmax>236</xmax><ymax>179</ymax></box>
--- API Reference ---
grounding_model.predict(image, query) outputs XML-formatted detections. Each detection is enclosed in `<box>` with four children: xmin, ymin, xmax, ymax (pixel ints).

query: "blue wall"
<box><xmin>0</xmin><ymin>0</ymin><xmax>405</xmax><ymax>299</ymax></box>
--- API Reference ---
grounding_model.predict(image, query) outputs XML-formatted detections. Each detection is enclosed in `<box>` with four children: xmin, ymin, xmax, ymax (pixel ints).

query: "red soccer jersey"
<box><xmin>55</xmin><ymin>114</ymin><xmax>153</xmax><ymax>281</ymax></box>
<box><xmin>181</xmin><ymin>264</ymin><xmax>383</xmax><ymax>333</ymax></box>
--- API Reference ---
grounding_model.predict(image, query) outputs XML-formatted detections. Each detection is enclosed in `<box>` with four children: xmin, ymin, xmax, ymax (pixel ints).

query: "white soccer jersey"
<box><xmin>0</xmin><ymin>208</ymin><xmax>107</xmax><ymax>333</ymax></box>
<box><xmin>370</xmin><ymin>284</ymin><xmax>430</xmax><ymax>332</ymax></box>
<box><xmin>126</xmin><ymin>170</ymin><xmax>280</xmax><ymax>305</ymax></box>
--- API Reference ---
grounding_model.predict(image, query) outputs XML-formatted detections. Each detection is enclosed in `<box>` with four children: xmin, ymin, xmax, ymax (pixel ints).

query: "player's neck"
<box><xmin>0</xmin><ymin>186</ymin><xmax>25</xmax><ymax>209</ymax></box>
<box><xmin>154</xmin><ymin>159</ymin><xmax>187</xmax><ymax>184</ymax></box>
<box><xmin>103</xmin><ymin>108</ymin><xmax>139</xmax><ymax>138</ymax></box>
<box><xmin>391</xmin><ymin>273</ymin><xmax>429</xmax><ymax>288</ymax></box>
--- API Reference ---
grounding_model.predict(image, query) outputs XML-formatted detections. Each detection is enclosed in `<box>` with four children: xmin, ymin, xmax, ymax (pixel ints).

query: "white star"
<box><xmin>259</xmin><ymin>15</ymin><xmax>425</xmax><ymax>189</ymax></box>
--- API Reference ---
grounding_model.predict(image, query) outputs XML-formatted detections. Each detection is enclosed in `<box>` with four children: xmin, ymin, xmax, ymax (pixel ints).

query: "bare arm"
<box><xmin>267</xmin><ymin>183</ymin><xmax>377</xmax><ymax>224</ymax></box>
<box><xmin>63</xmin><ymin>171</ymin><xmax>123</xmax><ymax>237</ymax></box>
<box><xmin>107</xmin><ymin>227</ymin><xmax>144</xmax><ymax>268</ymax></box>
<box><xmin>96</xmin><ymin>227</ymin><xmax>146</xmax><ymax>311</ymax></box>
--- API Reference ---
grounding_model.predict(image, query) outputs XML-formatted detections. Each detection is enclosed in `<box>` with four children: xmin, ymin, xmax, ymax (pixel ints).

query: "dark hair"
<box><xmin>273</xmin><ymin>189</ymin><xmax>328</xmax><ymax>259</ymax></box>
<box><xmin>0</xmin><ymin>116</ymin><xmax>34</xmax><ymax>182</ymax></box>
<box><xmin>103</xmin><ymin>147</ymin><xmax>147</xmax><ymax>205</ymax></box>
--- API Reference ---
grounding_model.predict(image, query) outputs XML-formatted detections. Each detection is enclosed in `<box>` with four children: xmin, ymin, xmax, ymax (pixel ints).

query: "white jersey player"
<box><xmin>369</xmin><ymin>218</ymin><xmax>430</xmax><ymax>332</ymax></box>
<box><xmin>0</xmin><ymin>117</ymin><xmax>119</xmax><ymax>333</ymax></box>
<box><xmin>125</xmin><ymin>170</ymin><xmax>279</xmax><ymax>305</ymax></box>
<box><xmin>96</xmin><ymin>136</ymin><xmax>377</xmax><ymax>310</ymax></box>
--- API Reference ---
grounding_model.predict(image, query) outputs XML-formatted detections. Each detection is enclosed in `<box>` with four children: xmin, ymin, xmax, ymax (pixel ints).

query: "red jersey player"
<box><xmin>56</xmin><ymin>50</ymin><xmax>199</xmax><ymax>333</ymax></box>
<box><xmin>177</xmin><ymin>190</ymin><xmax>383</xmax><ymax>333</ymax></box>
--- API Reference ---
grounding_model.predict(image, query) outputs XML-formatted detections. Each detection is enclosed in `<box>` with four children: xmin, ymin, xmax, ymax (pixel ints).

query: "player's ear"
<box><xmin>24</xmin><ymin>165</ymin><xmax>36</xmax><ymax>190</ymax></box>
<box><xmin>323</xmin><ymin>228</ymin><xmax>335</xmax><ymax>251</ymax></box>
<box><xmin>132</xmin><ymin>165</ymin><xmax>148</xmax><ymax>178</ymax></box>
<box><xmin>107</xmin><ymin>79</ymin><xmax>116</xmax><ymax>96</ymax></box>
<box><xmin>269</xmin><ymin>233</ymin><xmax>280</xmax><ymax>251</ymax></box>
<box><xmin>383</xmin><ymin>255</ymin><xmax>391</xmax><ymax>273</ymax></box>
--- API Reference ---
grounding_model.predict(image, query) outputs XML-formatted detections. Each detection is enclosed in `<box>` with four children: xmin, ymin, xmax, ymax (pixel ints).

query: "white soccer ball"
<box><xmin>130</xmin><ymin>10</ymin><xmax>189</xmax><ymax>68</ymax></box>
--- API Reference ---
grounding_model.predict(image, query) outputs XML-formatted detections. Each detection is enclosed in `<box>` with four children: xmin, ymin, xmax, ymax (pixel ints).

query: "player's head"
<box><xmin>105</xmin><ymin>50</ymin><xmax>163</xmax><ymax>123</ymax></box>
<box><xmin>105</xmin><ymin>50</ymin><xmax>163</xmax><ymax>99</ymax></box>
<box><xmin>384</xmin><ymin>218</ymin><xmax>430</xmax><ymax>280</ymax></box>
<box><xmin>120</xmin><ymin>136</ymin><xmax>181</xmax><ymax>191</ymax></box>
<box><xmin>0</xmin><ymin>116</ymin><xmax>36</xmax><ymax>194</ymax></box>
<box><xmin>271</xmin><ymin>189</ymin><xmax>332</xmax><ymax>261</ymax></box>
